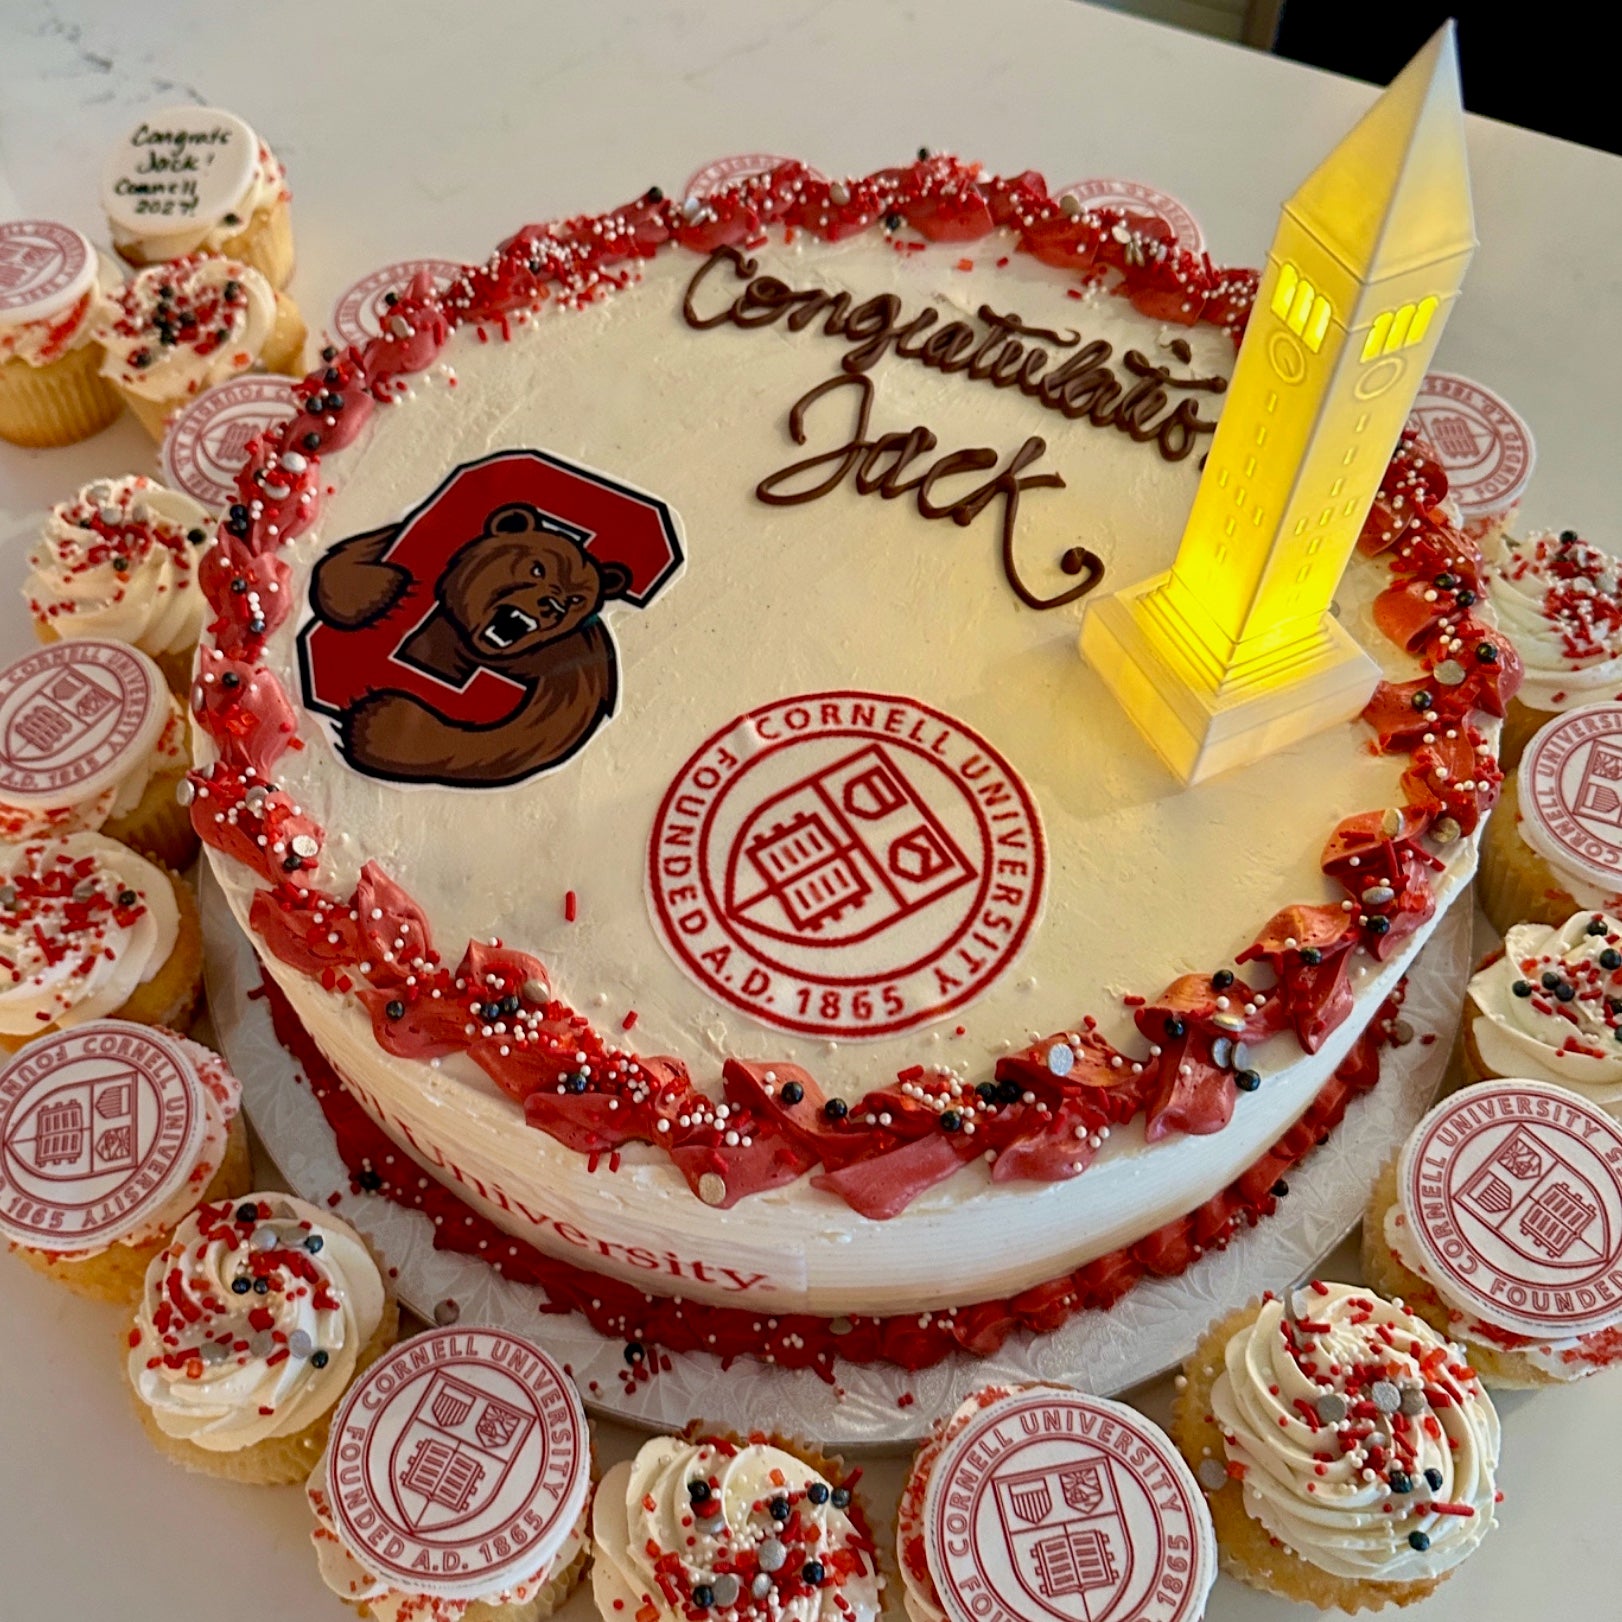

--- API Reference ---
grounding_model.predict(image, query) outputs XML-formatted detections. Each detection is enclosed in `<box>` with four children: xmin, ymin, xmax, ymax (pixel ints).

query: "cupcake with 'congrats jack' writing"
<box><xmin>1364</xmin><ymin>1079</ymin><xmax>1622</xmax><ymax>1388</ymax></box>
<box><xmin>594</xmin><ymin>1428</ymin><xmax>882</xmax><ymax>1622</ymax></box>
<box><xmin>127</xmin><ymin>1192</ymin><xmax>395</xmax><ymax>1485</ymax></box>
<box><xmin>1453</xmin><ymin>909</ymin><xmax>1622</xmax><ymax>1115</ymax></box>
<box><xmin>26</xmin><ymin>473</ymin><xmax>216</xmax><ymax>695</ymax></box>
<box><xmin>311</xmin><ymin>1325</ymin><xmax>591</xmax><ymax>1620</ymax></box>
<box><xmin>1478</xmin><ymin>702</ymin><xmax>1622</xmax><ymax>935</ymax></box>
<box><xmin>1173</xmin><ymin>1281</ymin><xmax>1501</xmax><ymax>1612</ymax></box>
<box><xmin>898</xmin><ymin>1383</ymin><xmax>1215</xmax><ymax>1622</ymax></box>
<box><xmin>0</xmin><ymin>640</ymin><xmax>196</xmax><ymax>868</ymax></box>
<box><xmin>0</xmin><ymin>219</ymin><xmax>124</xmax><ymax>446</ymax></box>
<box><xmin>0</xmin><ymin>831</ymin><xmax>203</xmax><ymax>1052</ymax></box>
<box><xmin>102</xmin><ymin>106</ymin><xmax>295</xmax><ymax>289</ymax></box>
<box><xmin>0</xmin><ymin>1021</ymin><xmax>249</xmax><ymax>1303</ymax></box>
<box><xmin>94</xmin><ymin>253</ymin><xmax>304</xmax><ymax>440</ymax></box>
<box><xmin>1484</xmin><ymin>528</ymin><xmax>1622</xmax><ymax>767</ymax></box>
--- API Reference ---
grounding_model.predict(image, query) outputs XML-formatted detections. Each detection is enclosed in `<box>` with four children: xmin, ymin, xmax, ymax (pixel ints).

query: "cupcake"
<box><xmin>1174</xmin><ymin>1281</ymin><xmax>1501</xmax><ymax>1611</ymax></box>
<box><xmin>0</xmin><ymin>219</ymin><xmax>124</xmax><ymax>446</ymax></box>
<box><xmin>102</xmin><ymin>106</ymin><xmax>294</xmax><ymax>289</ymax></box>
<box><xmin>1453</xmin><ymin>910</ymin><xmax>1622</xmax><ymax>1114</ymax></box>
<box><xmin>94</xmin><ymin>254</ymin><xmax>305</xmax><ymax>440</ymax></box>
<box><xmin>1411</xmin><ymin>372</ymin><xmax>1534</xmax><ymax>549</ymax></box>
<box><xmin>0</xmin><ymin>640</ymin><xmax>196</xmax><ymax>867</ymax></box>
<box><xmin>899</xmin><ymin>1384</ymin><xmax>1214</xmax><ymax>1622</ymax></box>
<box><xmin>1364</xmin><ymin>1080</ymin><xmax>1622</xmax><ymax>1387</ymax></box>
<box><xmin>1478</xmin><ymin>703</ymin><xmax>1622</xmax><ymax>935</ymax></box>
<box><xmin>0</xmin><ymin>1020</ymin><xmax>249</xmax><ymax>1303</ymax></box>
<box><xmin>26</xmin><ymin>474</ymin><xmax>216</xmax><ymax>694</ymax></box>
<box><xmin>126</xmin><ymin>1192</ymin><xmax>395</xmax><ymax>1484</ymax></box>
<box><xmin>594</xmin><ymin>1429</ymin><xmax>881</xmax><ymax>1622</ymax></box>
<box><xmin>1484</xmin><ymin>529</ymin><xmax>1622</xmax><ymax>767</ymax></box>
<box><xmin>0</xmin><ymin>831</ymin><xmax>204</xmax><ymax>1052</ymax></box>
<box><xmin>310</xmin><ymin>1325</ymin><xmax>590</xmax><ymax>1619</ymax></box>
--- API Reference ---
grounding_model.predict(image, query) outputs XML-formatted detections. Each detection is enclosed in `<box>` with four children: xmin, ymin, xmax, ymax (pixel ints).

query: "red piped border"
<box><xmin>260</xmin><ymin>969</ymin><xmax>1405</xmax><ymax>1376</ymax></box>
<box><xmin>190</xmin><ymin>156</ymin><xmax>1520</xmax><ymax>1232</ymax></box>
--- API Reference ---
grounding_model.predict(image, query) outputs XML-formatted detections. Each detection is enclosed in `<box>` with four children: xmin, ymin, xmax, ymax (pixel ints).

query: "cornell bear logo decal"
<box><xmin>298</xmin><ymin>449</ymin><xmax>683</xmax><ymax>788</ymax></box>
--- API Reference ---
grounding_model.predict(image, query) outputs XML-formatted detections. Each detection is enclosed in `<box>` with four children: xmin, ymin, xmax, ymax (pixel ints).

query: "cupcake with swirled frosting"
<box><xmin>93</xmin><ymin>254</ymin><xmax>304</xmax><ymax>439</ymax></box>
<box><xmin>592</xmin><ymin>1431</ymin><xmax>883</xmax><ymax>1622</ymax></box>
<box><xmin>125</xmin><ymin>1192</ymin><xmax>395</xmax><ymax>1484</ymax></box>
<box><xmin>1453</xmin><ymin>910</ymin><xmax>1622</xmax><ymax>1116</ymax></box>
<box><xmin>0</xmin><ymin>831</ymin><xmax>203</xmax><ymax>1053</ymax></box>
<box><xmin>1487</xmin><ymin>528</ymin><xmax>1622</xmax><ymax>766</ymax></box>
<box><xmin>27</xmin><ymin>474</ymin><xmax>215</xmax><ymax>694</ymax></box>
<box><xmin>1173</xmin><ymin>1282</ymin><xmax>1501</xmax><ymax>1611</ymax></box>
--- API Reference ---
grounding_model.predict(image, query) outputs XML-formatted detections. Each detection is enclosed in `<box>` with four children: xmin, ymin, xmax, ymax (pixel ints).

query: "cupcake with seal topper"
<box><xmin>0</xmin><ymin>1020</ymin><xmax>249</xmax><ymax>1303</ymax></box>
<box><xmin>902</xmin><ymin>1384</ymin><xmax>1214</xmax><ymax>1622</ymax></box>
<box><xmin>593</xmin><ymin>1427</ymin><xmax>882</xmax><ymax>1622</ymax></box>
<box><xmin>0</xmin><ymin>831</ymin><xmax>203</xmax><ymax>1053</ymax></box>
<box><xmin>1483</xmin><ymin>527</ymin><xmax>1622</xmax><ymax>766</ymax></box>
<box><xmin>330</xmin><ymin>259</ymin><xmax>465</xmax><ymax>348</ymax></box>
<box><xmin>311</xmin><ymin>1324</ymin><xmax>590</xmax><ymax>1618</ymax></box>
<box><xmin>102</xmin><ymin>106</ymin><xmax>295</xmax><ymax>289</ymax></box>
<box><xmin>160</xmin><ymin>372</ymin><xmax>301</xmax><ymax>515</ymax></box>
<box><xmin>1173</xmin><ymin>1281</ymin><xmax>1502</xmax><ymax>1611</ymax></box>
<box><xmin>0</xmin><ymin>219</ymin><xmax>124</xmax><ymax>446</ymax></box>
<box><xmin>1452</xmin><ymin>909</ymin><xmax>1622</xmax><ymax>1113</ymax></box>
<box><xmin>127</xmin><ymin>1191</ymin><xmax>395</xmax><ymax>1484</ymax></box>
<box><xmin>1479</xmin><ymin>702</ymin><xmax>1622</xmax><ymax>934</ymax></box>
<box><xmin>0</xmin><ymin>640</ymin><xmax>196</xmax><ymax>868</ymax></box>
<box><xmin>94</xmin><ymin>253</ymin><xmax>305</xmax><ymax>440</ymax></box>
<box><xmin>27</xmin><ymin>473</ymin><xmax>216</xmax><ymax>693</ymax></box>
<box><xmin>1363</xmin><ymin>1079</ymin><xmax>1622</xmax><ymax>1386</ymax></box>
<box><xmin>1409</xmin><ymin>371</ymin><xmax>1535</xmax><ymax>547</ymax></box>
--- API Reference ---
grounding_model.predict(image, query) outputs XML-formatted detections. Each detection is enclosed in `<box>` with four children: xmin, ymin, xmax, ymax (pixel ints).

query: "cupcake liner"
<box><xmin>102</xmin><ymin>766</ymin><xmax>200</xmax><ymax>871</ymax></box>
<box><xmin>1173</xmin><ymin>1299</ymin><xmax>1444</xmax><ymax>1613</ymax></box>
<box><xmin>1477</xmin><ymin>772</ymin><xmax>1578</xmax><ymax>936</ymax></box>
<box><xmin>10</xmin><ymin>1109</ymin><xmax>251</xmax><ymax>1305</ymax></box>
<box><xmin>128</xmin><ymin>1283</ymin><xmax>400</xmax><ymax>1486</ymax></box>
<box><xmin>0</xmin><ymin>343</ymin><xmax>123</xmax><ymax>447</ymax></box>
<box><xmin>1361</xmin><ymin>1159</ymin><xmax>1557</xmax><ymax>1390</ymax></box>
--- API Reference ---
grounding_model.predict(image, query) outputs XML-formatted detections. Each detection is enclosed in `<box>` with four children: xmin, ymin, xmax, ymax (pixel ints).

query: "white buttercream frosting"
<box><xmin>111</xmin><ymin>140</ymin><xmax>288</xmax><ymax>262</ymax></box>
<box><xmin>1380</xmin><ymin>1203</ymin><xmax>1611</xmax><ymax>1382</ymax></box>
<box><xmin>593</xmin><ymin>1436</ymin><xmax>881</xmax><ymax>1622</ymax></box>
<box><xmin>308</xmin><ymin>1475</ymin><xmax>588</xmax><ymax>1621</ymax></box>
<box><xmin>1209</xmin><ymin>1283</ymin><xmax>1500</xmax><ymax>1584</ymax></box>
<box><xmin>1467</xmin><ymin>913</ymin><xmax>1622</xmax><ymax>1114</ymax></box>
<box><xmin>95</xmin><ymin>255</ymin><xmax>277</xmax><ymax>401</ymax></box>
<box><xmin>0</xmin><ymin>832</ymin><xmax>179</xmax><ymax>1036</ymax></box>
<box><xmin>0</xmin><ymin>691</ymin><xmax>187</xmax><ymax>843</ymax></box>
<box><xmin>127</xmin><ymin>1191</ymin><xmax>385</xmax><ymax>1451</ymax></box>
<box><xmin>27</xmin><ymin>474</ymin><xmax>214</xmax><ymax>656</ymax></box>
<box><xmin>1487</xmin><ymin>530</ymin><xmax>1622</xmax><ymax>713</ymax></box>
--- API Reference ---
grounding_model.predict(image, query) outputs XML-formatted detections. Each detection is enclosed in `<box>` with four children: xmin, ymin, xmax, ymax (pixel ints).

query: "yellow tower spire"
<box><xmin>1082</xmin><ymin>24</ymin><xmax>1476</xmax><ymax>783</ymax></box>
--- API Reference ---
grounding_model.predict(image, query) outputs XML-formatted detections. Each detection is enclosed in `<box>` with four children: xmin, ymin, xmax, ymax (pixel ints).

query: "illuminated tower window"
<box><xmin>1270</xmin><ymin>262</ymin><xmax>1334</xmax><ymax>352</ymax></box>
<box><xmin>1360</xmin><ymin>296</ymin><xmax>1439</xmax><ymax>361</ymax></box>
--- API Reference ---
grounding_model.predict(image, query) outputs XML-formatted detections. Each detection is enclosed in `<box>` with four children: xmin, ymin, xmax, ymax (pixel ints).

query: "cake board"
<box><xmin>203</xmin><ymin>867</ymin><xmax>1472</xmax><ymax>1448</ymax></box>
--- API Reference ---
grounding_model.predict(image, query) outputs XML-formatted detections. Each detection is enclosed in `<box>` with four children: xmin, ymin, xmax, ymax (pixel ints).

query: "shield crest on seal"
<box><xmin>1458</xmin><ymin>1127</ymin><xmax>1609</xmax><ymax>1269</ymax></box>
<box><xmin>388</xmin><ymin>1371</ymin><xmax>537</xmax><ymax>1534</ymax></box>
<box><xmin>991</xmin><ymin>1455</ymin><xmax>1133</xmax><ymax>1622</ymax></box>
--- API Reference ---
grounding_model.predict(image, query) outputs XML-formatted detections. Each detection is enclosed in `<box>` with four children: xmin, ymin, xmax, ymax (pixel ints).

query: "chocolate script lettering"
<box><xmin>684</xmin><ymin>246</ymin><xmax>1226</xmax><ymax>609</ymax></box>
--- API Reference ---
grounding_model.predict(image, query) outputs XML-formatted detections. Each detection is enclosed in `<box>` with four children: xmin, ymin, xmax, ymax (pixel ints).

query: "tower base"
<box><xmin>1080</xmin><ymin>572</ymin><xmax>1380</xmax><ymax>785</ymax></box>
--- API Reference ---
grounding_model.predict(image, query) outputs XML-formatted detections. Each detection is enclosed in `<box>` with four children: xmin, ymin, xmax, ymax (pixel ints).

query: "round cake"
<box><xmin>192</xmin><ymin>157</ymin><xmax>1514</xmax><ymax>1369</ymax></box>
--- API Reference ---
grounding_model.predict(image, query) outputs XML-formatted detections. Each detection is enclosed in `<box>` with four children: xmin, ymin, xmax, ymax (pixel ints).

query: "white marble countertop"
<box><xmin>2</xmin><ymin>1</ymin><xmax>1620</xmax><ymax>1618</ymax></box>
